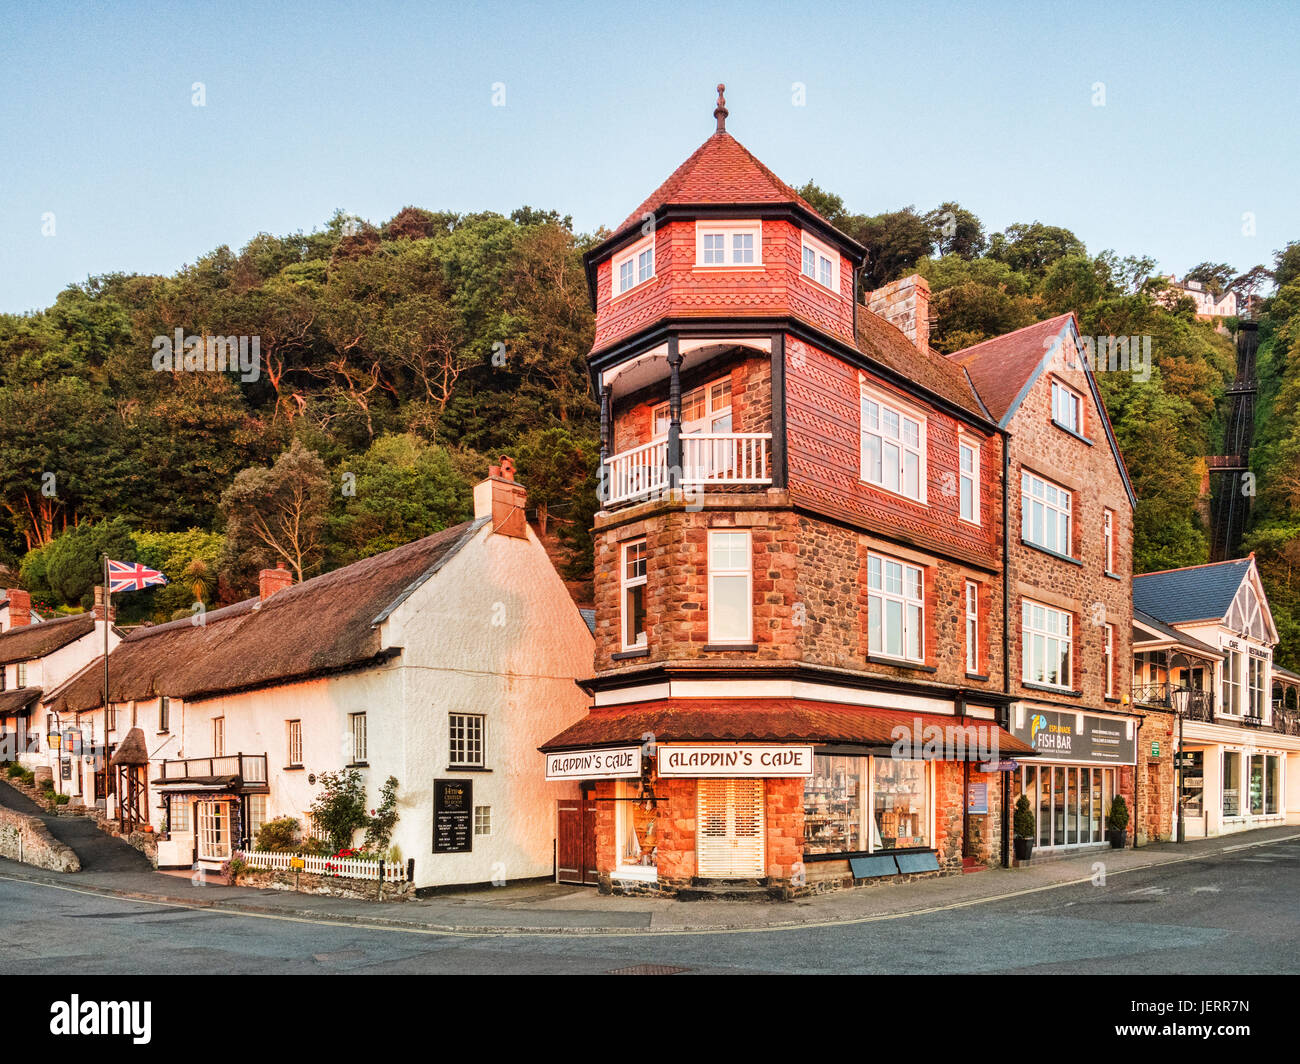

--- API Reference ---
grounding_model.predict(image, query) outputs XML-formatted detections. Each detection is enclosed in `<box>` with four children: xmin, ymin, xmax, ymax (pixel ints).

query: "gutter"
<box><xmin>1001</xmin><ymin>431</ymin><xmax>1013</xmax><ymax>869</ymax></box>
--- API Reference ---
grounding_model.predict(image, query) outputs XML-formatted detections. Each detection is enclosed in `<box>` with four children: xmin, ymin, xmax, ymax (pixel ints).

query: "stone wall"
<box><xmin>0</xmin><ymin>806</ymin><xmax>80</xmax><ymax>872</ymax></box>
<box><xmin>236</xmin><ymin>865</ymin><xmax>413</xmax><ymax>901</ymax></box>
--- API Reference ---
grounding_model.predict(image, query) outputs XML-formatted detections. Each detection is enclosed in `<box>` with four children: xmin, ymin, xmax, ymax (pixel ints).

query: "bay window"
<box><xmin>696</xmin><ymin>220</ymin><xmax>761</xmax><ymax>267</ymax></box>
<box><xmin>621</xmin><ymin>539</ymin><xmax>647</xmax><ymax>650</ymax></box>
<box><xmin>613</xmin><ymin>236</ymin><xmax>655</xmax><ymax>296</ymax></box>
<box><xmin>803</xmin><ymin>754</ymin><xmax>931</xmax><ymax>856</ymax></box>
<box><xmin>707</xmin><ymin>531</ymin><xmax>752</xmax><ymax>644</ymax></box>
<box><xmin>867</xmin><ymin>553</ymin><xmax>925</xmax><ymax>663</ymax></box>
<box><xmin>1021</xmin><ymin>470</ymin><xmax>1072</xmax><ymax>557</ymax></box>
<box><xmin>800</xmin><ymin>232</ymin><xmax>838</xmax><ymax>290</ymax></box>
<box><xmin>1022</xmin><ymin>599</ymin><xmax>1073</xmax><ymax>689</ymax></box>
<box><xmin>861</xmin><ymin>387</ymin><xmax>926</xmax><ymax>502</ymax></box>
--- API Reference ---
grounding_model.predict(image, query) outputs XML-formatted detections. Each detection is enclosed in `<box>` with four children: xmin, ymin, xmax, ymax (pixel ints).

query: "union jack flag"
<box><xmin>106</xmin><ymin>559</ymin><xmax>168</xmax><ymax>594</ymax></box>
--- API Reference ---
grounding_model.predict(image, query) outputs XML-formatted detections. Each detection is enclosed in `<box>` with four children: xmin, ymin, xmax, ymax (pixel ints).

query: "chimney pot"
<box><xmin>5</xmin><ymin>589</ymin><xmax>31</xmax><ymax>629</ymax></box>
<box><xmin>259</xmin><ymin>565</ymin><xmax>294</xmax><ymax>602</ymax></box>
<box><xmin>473</xmin><ymin>455</ymin><xmax>528</xmax><ymax>539</ymax></box>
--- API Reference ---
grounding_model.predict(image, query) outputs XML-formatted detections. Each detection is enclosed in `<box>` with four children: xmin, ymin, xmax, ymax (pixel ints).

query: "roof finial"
<box><xmin>713</xmin><ymin>83</ymin><xmax>728</xmax><ymax>133</ymax></box>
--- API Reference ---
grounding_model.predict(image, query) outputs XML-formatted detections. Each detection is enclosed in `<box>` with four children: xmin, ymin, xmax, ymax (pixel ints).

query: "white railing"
<box><xmin>604</xmin><ymin>433</ymin><xmax>772</xmax><ymax>505</ymax></box>
<box><xmin>236</xmin><ymin>849</ymin><xmax>409</xmax><ymax>883</ymax></box>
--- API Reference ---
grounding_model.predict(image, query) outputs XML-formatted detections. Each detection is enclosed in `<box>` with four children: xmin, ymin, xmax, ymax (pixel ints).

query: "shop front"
<box><xmin>1007</xmin><ymin>704</ymin><xmax>1139</xmax><ymax>852</ymax></box>
<box><xmin>1176</xmin><ymin>731</ymin><xmax>1295</xmax><ymax>838</ymax></box>
<box><xmin>542</xmin><ymin>698</ymin><xmax>1034</xmax><ymax>897</ymax></box>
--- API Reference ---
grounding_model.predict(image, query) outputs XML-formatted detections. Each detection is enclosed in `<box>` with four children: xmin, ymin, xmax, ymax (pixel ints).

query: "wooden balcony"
<box><xmin>158</xmin><ymin>753</ymin><xmax>268</xmax><ymax>785</ymax></box>
<box><xmin>603</xmin><ymin>433</ymin><xmax>772</xmax><ymax>506</ymax></box>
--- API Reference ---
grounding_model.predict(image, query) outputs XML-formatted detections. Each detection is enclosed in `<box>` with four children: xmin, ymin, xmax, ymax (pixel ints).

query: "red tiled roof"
<box><xmin>541</xmin><ymin>698</ymin><xmax>1034</xmax><ymax>759</ymax></box>
<box><xmin>854</xmin><ymin>309</ymin><xmax>987</xmax><ymax>419</ymax></box>
<box><xmin>946</xmin><ymin>313</ymin><xmax>1075</xmax><ymax>423</ymax></box>
<box><xmin>615</xmin><ymin>131</ymin><xmax>825</xmax><ymax>236</ymax></box>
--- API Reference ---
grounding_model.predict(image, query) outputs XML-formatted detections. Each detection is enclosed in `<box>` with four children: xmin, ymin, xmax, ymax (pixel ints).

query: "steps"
<box><xmin>677</xmin><ymin>879</ymin><xmax>778</xmax><ymax>901</ymax></box>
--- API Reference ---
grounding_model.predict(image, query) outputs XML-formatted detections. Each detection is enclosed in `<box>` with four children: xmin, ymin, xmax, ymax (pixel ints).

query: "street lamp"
<box><xmin>1171</xmin><ymin>686</ymin><xmax>1191</xmax><ymax>843</ymax></box>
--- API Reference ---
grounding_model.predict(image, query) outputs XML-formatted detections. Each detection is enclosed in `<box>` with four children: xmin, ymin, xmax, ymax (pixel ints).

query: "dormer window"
<box><xmin>695</xmin><ymin>220</ymin><xmax>761</xmax><ymax>267</ymax></box>
<box><xmin>800</xmin><ymin>232</ymin><xmax>839</xmax><ymax>291</ymax></box>
<box><xmin>613</xmin><ymin>235</ymin><xmax>655</xmax><ymax>297</ymax></box>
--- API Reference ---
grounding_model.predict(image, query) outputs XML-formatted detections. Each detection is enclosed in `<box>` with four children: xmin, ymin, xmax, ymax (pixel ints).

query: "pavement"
<box><xmin>1</xmin><ymin>784</ymin><xmax>1296</xmax><ymax>935</ymax></box>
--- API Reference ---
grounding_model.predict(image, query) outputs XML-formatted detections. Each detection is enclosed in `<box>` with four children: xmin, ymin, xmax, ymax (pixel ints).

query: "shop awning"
<box><xmin>541</xmin><ymin>698</ymin><xmax>1035</xmax><ymax>759</ymax></box>
<box><xmin>151</xmin><ymin>774</ymin><xmax>250</xmax><ymax>793</ymax></box>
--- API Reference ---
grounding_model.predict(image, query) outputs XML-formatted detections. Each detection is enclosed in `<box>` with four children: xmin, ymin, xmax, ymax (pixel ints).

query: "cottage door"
<box><xmin>696</xmin><ymin>779</ymin><xmax>765</xmax><ymax>878</ymax></box>
<box><xmin>556</xmin><ymin>795</ymin><xmax>599</xmax><ymax>885</ymax></box>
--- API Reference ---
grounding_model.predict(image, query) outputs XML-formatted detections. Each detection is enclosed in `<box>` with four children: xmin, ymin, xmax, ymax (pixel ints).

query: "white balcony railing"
<box><xmin>604</xmin><ymin>433</ymin><xmax>772</xmax><ymax>505</ymax></box>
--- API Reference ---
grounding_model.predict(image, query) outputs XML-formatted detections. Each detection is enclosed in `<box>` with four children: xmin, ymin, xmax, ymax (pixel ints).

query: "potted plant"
<box><xmin>1106</xmin><ymin>794</ymin><xmax>1129</xmax><ymax>848</ymax></box>
<box><xmin>1013</xmin><ymin>794</ymin><xmax>1035</xmax><ymax>862</ymax></box>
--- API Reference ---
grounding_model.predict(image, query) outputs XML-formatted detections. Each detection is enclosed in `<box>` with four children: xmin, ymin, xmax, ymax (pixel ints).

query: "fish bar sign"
<box><xmin>657</xmin><ymin>745</ymin><xmax>814</xmax><ymax>778</ymax></box>
<box><xmin>545</xmin><ymin>746</ymin><xmax>642</xmax><ymax>780</ymax></box>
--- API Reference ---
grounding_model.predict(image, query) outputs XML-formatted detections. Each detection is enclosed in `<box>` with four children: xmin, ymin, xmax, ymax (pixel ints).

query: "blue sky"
<box><xmin>2</xmin><ymin>0</ymin><xmax>1297</xmax><ymax>313</ymax></box>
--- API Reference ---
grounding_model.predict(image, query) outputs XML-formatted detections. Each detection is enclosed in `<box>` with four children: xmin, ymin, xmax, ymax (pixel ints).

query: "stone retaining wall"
<box><xmin>0</xmin><ymin>806</ymin><xmax>80</xmax><ymax>872</ymax></box>
<box><xmin>235</xmin><ymin>865</ymin><xmax>413</xmax><ymax>901</ymax></box>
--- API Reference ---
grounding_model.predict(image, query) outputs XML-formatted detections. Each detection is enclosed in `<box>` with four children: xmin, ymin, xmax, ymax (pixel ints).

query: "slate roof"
<box><xmin>579</xmin><ymin>608</ymin><xmax>596</xmax><ymax>636</ymax></box>
<box><xmin>1133</xmin><ymin>559</ymin><xmax>1254</xmax><ymax>626</ymax></box>
<box><xmin>540</xmin><ymin>698</ymin><xmax>1034</xmax><ymax>757</ymax></box>
<box><xmin>1132</xmin><ymin>609</ymin><xmax>1221</xmax><ymax>658</ymax></box>
<box><xmin>45</xmin><ymin>518</ymin><xmax>489</xmax><ymax>713</ymax></box>
<box><xmin>0</xmin><ymin>612</ymin><xmax>96</xmax><ymax>666</ymax></box>
<box><xmin>947</xmin><ymin>314</ymin><xmax>1075</xmax><ymax>423</ymax></box>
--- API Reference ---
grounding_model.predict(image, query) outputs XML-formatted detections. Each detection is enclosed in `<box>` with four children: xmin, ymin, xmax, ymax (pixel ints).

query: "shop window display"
<box><xmin>801</xmin><ymin>754</ymin><xmax>931</xmax><ymax>856</ymax></box>
<box><xmin>872</xmin><ymin>758</ymin><xmax>929</xmax><ymax>849</ymax></box>
<box><xmin>618</xmin><ymin>779</ymin><xmax>658</xmax><ymax>869</ymax></box>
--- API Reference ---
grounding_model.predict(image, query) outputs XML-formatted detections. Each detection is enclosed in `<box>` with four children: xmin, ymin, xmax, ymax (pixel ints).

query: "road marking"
<box><xmin>3</xmin><ymin>831</ymin><xmax>1299</xmax><ymax>941</ymax></box>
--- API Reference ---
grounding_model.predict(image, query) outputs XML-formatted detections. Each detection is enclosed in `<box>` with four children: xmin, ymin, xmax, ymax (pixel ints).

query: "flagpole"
<box><xmin>102</xmin><ymin>554</ymin><xmax>109</xmax><ymax>734</ymax></box>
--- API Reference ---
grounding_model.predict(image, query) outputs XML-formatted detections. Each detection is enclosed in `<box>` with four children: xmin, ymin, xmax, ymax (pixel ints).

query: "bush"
<box><xmin>53</xmin><ymin>793</ymin><xmax>70</xmax><ymax>805</ymax></box>
<box><xmin>363</xmin><ymin>776</ymin><xmax>400</xmax><ymax>853</ymax></box>
<box><xmin>308</xmin><ymin>769</ymin><xmax>369</xmax><ymax>853</ymax></box>
<box><xmin>1013</xmin><ymin>794</ymin><xmax>1035</xmax><ymax>838</ymax></box>
<box><xmin>1107</xmin><ymin>794</ymin><xmax>1130</xmax><ymax>833</ymax></box>
<box><xmin>5</xmin><ymin>763</ymin><xmax>25</xmax><ymax>779</ymax></box>
<box><xmin>227</xmin><ymin>856</ymin><xmax>247</xmax><ymax>882</ymax></box>
<box><xmin>299</xmin><ymin>836</ymin><xmax>331</xmax><ymax>856</ymax></box>
<box><xmin>254</xmin><ymin>817</ymin><xmax>301</xmax><ymax>852</ymax></box>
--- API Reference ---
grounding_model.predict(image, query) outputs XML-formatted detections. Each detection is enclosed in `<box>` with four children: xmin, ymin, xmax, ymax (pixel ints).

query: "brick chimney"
<box><xmin>5</xmin><ymin>589</ymin><xmax>31</xmax><ymax>628</ymax></box>
<box><xmin>474</xmin><ymin>456</ymin><xmax>528</xmax><ymax>539</ymax></box>
<box><xmin>868</xmin><ymin>273</ymin><xmax>931</xmax><ymax>352</ymax></box>
<box><xmin>259</xmin><ymin>562</ymin><xmax>293</xmax><ymax>602</ymax></box>
<box><xmin>92</xmin><ymin>586</ymin><xmax>115</xmax><ymax>623</ymax></box>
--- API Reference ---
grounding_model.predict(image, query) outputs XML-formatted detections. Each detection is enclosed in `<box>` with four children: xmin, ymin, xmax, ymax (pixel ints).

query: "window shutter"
<box><xmin>696</xmin><ymin>779</ymin><xmax>765</xmax><ymax>878</ymax></box>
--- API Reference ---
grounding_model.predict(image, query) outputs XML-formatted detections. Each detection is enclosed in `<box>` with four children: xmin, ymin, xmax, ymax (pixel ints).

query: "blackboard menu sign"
<box><xmin>433</xmin><ymin>778</ymin><xmax>472</xmax><ymax>853</ymax></box>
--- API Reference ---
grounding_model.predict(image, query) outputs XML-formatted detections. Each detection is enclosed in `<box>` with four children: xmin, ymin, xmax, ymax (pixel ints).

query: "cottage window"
<box><xmin>1103</xmin><ymin>623</ymin><xmax>1115</xmax><ymax>698</ymax></box>
<box><xmin>197</xmin><ymin>800</ymin><xmax>232</xmax><ymax>860</ymax></box>
<box><xmin>449</xmin><ymin>713</ymin><xmax>484</xmax><ymax>768</ymax></box>
<box><xmin>349</xmin><ymin>712</ymin><xmax>367</xmax><ymax>764</ymax></box>
<box><xmin>158</xmin><ymin>696</ymin><xmax>169</xmax><ymax>734</ymax></box>
<box><xmin>1022</xmin><ymin>600</ymin><xmax>1073</xmax><ymax>689</ymax></box>
<box><xmin>0</xmin><ymin>667</ymin><xmax>5</xmax><ymax>691</ymax></box>
<box><xmin>246</xmin><ymin>794</ymin><xmax>267</xmax><ymax>845</ymax></box>
<box><xmin>286</xmin><ymin>719</ymin><xmax>302</xmax><ymax>767</ymax></box>
<box><xmin>1103</xmin><ymin>508</ymin><xmax>1115</xmax><ymax>573</ymax></box>
<box><xmin>474</xmin><ymin>805</ymin><xmax>492</xmax><ymax>836</ymax></box>
<box><xmin>800</xmin><ymin>232</ymin><xmax>838</xmax><ymax>290</ymax></box>
<box><xmin>959</xmin><ymin>439</ymin><xmax>979</xmax><ymax>523</ymax></box>
<box><xmin>16</xmin><ymin>663</ymin><xmax>27</xmax><ymax>688</ymax></box>
<box><xmin>965</xmin><ymin>581</ymin><xmax>979</xmax><ymax>675</ymax></box>
<box><xmin>867</xmin><ymin>553</ymin><xmax>925</xmax><ymax>664</ymax></box>
<box><xmin>861</xmin><ymin>386</ymin><xmax>926</xmax><ymax>502</ymax></box>
<box><xmin>170</xmin><ymin>797</ymin><xmax>190</xmax><ymax>834</ymax></box>
<box><xmin>707</xmin><ymin>530</ymin><xmax>752</xmax><ymax>644</ymax></box>
<box><xmin>1021</xmin><ymin>470</ymin><xmax>1072</xmax><ymax>557</ymax></box>
<box><xmin>695</xmin><ymin>220</ymin><xmax>761</xmax><ymax>267</ymax></box>
<box><xmin>212</xmin><ymin>716</ymin><xmax>224</xmax><ymax>757</ymax></box>
<box><xmin>613</xmin><ymin>236</ymin><xmax>655</xmax><ymax>296</ymax></box>
<box><xmin>1051</xmin><ymin>379</ymin><xmax>1083</xmax><ymax>434</ymax></box>
<box><xmin>621</xmin><ymin>539</ymin><xmax>647</xmax><ymax>650</ymax></box>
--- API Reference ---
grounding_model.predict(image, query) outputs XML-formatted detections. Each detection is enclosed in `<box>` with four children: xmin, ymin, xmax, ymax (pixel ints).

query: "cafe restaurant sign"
<box><xmin>1012</xmin><ymin>709</ymin><xmax>1136</xmax><ymax>764</ymax></box>
<box><xmin>657</xmin><ymin>745</ymin><xmax>814</xmax><ymax>778</ymax></box>
<box><xmin>545</xmin><ymin>746</ymin><xmax>642</xmax><ymax>781</ymax></box>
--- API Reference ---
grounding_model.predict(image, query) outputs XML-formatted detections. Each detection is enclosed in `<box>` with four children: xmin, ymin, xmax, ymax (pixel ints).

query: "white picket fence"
<box><xmin>236</xmin><ymin>849</ymin><xmax>408</xmax><ymax>883</ymax></box>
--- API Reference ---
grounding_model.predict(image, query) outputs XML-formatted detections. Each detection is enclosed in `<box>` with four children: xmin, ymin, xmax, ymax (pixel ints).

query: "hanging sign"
<box><xmin>656</xmin><ymin>745</ymin><xmax>814</xmax><ymax>778</ymax></box>
<box><xmin>545</xmin><ymin>746</ymin><xmax>641</xmax><ymax>781</ymax></box>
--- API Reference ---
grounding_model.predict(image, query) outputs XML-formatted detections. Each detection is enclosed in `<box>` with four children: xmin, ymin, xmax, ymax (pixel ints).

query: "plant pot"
<box><xmin>1013</xmin><ymin>836</ymin><xmax>1034</xmax><ymax>862</ymax></box>
<box><xmin>1107</xmin><ymin>829</ymin><xmax>1126</xmax><ymax>849</ymax></box>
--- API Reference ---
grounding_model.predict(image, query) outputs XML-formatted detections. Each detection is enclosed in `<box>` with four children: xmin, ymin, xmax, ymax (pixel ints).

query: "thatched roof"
<box><xmin>110</xmin><ymin>727</ymin><xmax>149</xmax><ymax>766</ymax></box>
<box><xmin>0</xmin><ymin>612</ymin><xmax>97</xmax><ymax>666</ymax></box>
<box><xmin>45</xmin><ymin>517</ymin><xmax>487</xmax><ymax>713</ymax></box>
<box><xmin>0</xmin><ymin>686</ymin><xmax>41</xmax><ymax>715</ymax></box>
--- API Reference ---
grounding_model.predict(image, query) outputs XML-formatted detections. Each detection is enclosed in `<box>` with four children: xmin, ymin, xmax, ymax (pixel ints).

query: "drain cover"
<box><xmin>607</xmin><ymin>964</ymin><xmax>690</xmax><ymax>976</ymax></box>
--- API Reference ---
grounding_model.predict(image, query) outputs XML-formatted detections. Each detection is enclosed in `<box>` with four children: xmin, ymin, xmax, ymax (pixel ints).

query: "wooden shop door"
<box><xmin>556</xmin><ymin>796</ymin><xmax>598</xmax><ymax>885</ymax></box>
<box><xmin>697</xmin><ymin>779</ymin><xmax>765</xmax><ymax>878</ymax></box>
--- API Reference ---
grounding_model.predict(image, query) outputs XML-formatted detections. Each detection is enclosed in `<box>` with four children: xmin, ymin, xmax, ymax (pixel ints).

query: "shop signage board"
<box><xmin>433</xmin><ymin>778</ymin><xmax>472</xmax><ymax>853</ymax></box>
<box><xmin>1011</xmin><ymin>709</ymin><xmax>1136</xmax><ymax>764</ymax></box>
<box><xmin>966</xmin><ymin>782</ymin><xmax>989</xmax><ymax>814</ymax></box>
<box><xmin>545</xmin><ymin>746</ymin><xmax>641</xmax><ymax>781</ymax></box>
<box><xmin>657</xmin><ymin>745</ymin><xmax>814</xmax><ymax>777</ymax></box>
<box><xmin>978</xmin><ymin>759</ymin><xmax>1019</xmax><ymax>772</ymax></box>
<box><xmin>1150</xmin><ymin>741</ymin><xmax>1161</xmax><ymax>757</ymax></box>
